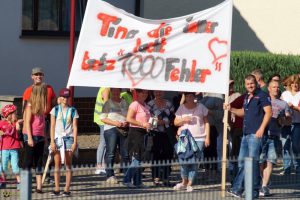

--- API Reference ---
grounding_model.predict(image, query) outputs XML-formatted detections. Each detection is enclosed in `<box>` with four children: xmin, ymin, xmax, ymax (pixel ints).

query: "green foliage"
<box><xmin>230</xmin><ymin>51</ymin><xmax>300</xmax><ymax>93</ymax></box>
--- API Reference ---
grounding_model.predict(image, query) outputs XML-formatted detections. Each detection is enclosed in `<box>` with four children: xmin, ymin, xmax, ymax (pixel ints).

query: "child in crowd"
<box><xmin>0</xmin><ymin>104</ymin><xmax>22</xmax><ymax>189</ymax></box>
<box><xmin>50</xmin><ymin>88</ymin><xmax>79</xmax><ymax>197</ymax></box>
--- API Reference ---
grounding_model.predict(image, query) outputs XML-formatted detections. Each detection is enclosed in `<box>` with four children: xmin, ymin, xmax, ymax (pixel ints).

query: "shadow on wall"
<box><xmin>231</xmin><ymin>6</ymin><xmax>267</xmax><ymax>51</ymax></box>
<box><xmin>139</xmin><ymin>0</ymin><xmax>268</xmax><ymax>52</ymax></box>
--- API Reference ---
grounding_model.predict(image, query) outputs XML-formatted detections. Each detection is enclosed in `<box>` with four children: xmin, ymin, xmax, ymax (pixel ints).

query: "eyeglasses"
<box><xmin>33</xmin><ymin>73</ymin><xmax>44</xmax><ymax>77</ymax></box>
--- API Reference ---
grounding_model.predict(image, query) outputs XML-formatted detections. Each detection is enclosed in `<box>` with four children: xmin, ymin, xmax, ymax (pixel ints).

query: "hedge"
<box><xmin>230</xmin><ymin>51</ymin><xmax>300</xmax><ymax>93</ymax></box>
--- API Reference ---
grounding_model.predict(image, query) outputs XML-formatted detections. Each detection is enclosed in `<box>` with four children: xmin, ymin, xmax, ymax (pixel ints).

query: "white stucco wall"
<box><xmin>233</xmin><ymin>0</ymin><xmax>300</xmax><ymax>55</ymax></box>
<box><xmin>0</xmin><ymin>1</ymin><xmax>69</xmax><ymax>96</ymax></box>
<box><xmin>0</xmin><ymin>0</ymin><xmax>135</xmax><ymax>97</ymax></box>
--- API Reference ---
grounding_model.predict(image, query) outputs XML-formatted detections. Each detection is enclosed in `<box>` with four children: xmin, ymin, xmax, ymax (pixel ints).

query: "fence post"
<box><xmin>244</xmin><ymin>157</ymin><xmax>253</xmax><ymax>200</ymax></box>
<box><xmin>20</xmin><ymin>170</ymin><xmax>32</xmax><ymax>200</ymax></box>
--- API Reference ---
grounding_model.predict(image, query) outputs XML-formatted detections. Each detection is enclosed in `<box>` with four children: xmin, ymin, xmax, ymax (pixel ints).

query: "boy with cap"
<box><xmin>49</xmin><ymin>88</ymin><xmax>79</xmax><ymax>197</ymax></box>
<box><xmin>0</xmin><ymin>104</ymin><xmax>23</xmax><ymax>189</ymax></box>
<box><xmin>23</xmin><ymin>67</ymin><xmax>56</xmax><ymax>115</ymax></box>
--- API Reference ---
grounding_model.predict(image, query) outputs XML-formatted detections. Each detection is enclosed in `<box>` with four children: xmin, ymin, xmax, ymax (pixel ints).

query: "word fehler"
<box><xmin>81</xmin><ymin>51</ymin><xmax>211</xmax><ymax>84</ymax></box>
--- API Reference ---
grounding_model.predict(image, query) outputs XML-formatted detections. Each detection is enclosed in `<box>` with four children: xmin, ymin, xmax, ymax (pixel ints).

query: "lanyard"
<box><xmin>59</xmin><ymin>105</ymin><xmax>70</xmax><ymax>130</ymax></box>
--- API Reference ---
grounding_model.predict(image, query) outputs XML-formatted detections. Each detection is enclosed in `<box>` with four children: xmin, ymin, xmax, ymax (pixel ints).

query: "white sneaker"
<box><xmin>95</xmin><ymin>168</ymin><xmax>106</xmax><ymax>175</ymax></box>
<box><xmin>106</xmin><ymin>176</ymin><xmax>118</xmax><ymax>184</ymax></box>
<box><xmin>186</xmin><ymin>186</ymin><xmax>193</xmax><ymax>192</ymax></box>
<box><xmin>173</xmin><ymin>183</ymin><xmax>187</xmax><ymax>191</ymax></box>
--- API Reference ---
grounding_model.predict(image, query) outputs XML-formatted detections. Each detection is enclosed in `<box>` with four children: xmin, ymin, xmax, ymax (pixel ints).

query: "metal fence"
<box><xmin>1</xmin><ymin>158</ymin><xmax>300</xmax><ymax>200</ymax></box>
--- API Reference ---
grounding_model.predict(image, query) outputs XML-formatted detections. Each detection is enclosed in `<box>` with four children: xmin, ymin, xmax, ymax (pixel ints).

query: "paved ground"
<box><xmin>2</xmin><ymin>164</ymin><xmax>300</xmax><ymax>200</ymax></box>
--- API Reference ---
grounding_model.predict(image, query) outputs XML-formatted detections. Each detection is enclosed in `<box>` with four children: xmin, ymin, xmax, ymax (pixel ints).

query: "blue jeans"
<box><xmin>232</xmin><ymin>134</ymin><xmax>262</xmax><ymax>194</ymax></box>
<box><xmin>291</xmin><ymin>123</ymin><xmax>300</xmax><ymax>172</ymax></box>
<box><xmin>123</xmin><ymin>157</ymin><xmax>142</xmax><ymax>186</ymax></box>
<box><xmin>55</xmin><ymin>136</ymin><xmax>74</xmax><ymax>150</ymax></box>
<box><xmin>96</xmin><ymin>125</ymin><xmax>106</xmax><ymax>165</ymax></box>
<box><xmin>196</xmin><ymin>140</ymin><xmax>205</xmax><ymax>160</ymax></box>
<box><xmin>179</xmin><ymin>140</ymin><xmax>205</xmax><ymax>183</ymax></box>
<box><xmin>104</xmin><ymin>127</ymin><xmax>129</xmax><ymax>177</ymax></box>
<box><xmin>180</xmin><ymin>161</ymin><xmax>198</xmax><ymax>182</ymax></box>
<box><xmin>281</xmin><ymin>126</ymin><xmax>298</xmax><ymax>172</ymax></box>
<box><xmin>260</xmin><ymin>136</ymin><xmax>278</xmax><ymax>164</ymax></box>
<box><xmin>1</xmin><ymin>149</ymin><xmax>20</xmax><ymax>174</ymax></box>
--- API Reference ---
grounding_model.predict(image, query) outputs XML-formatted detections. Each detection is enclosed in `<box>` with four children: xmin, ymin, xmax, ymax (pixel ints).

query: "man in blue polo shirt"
<box><xmin>225</xmin><ymin>74</ymin><xmax>272</xmax><ymax>198</ymax></box>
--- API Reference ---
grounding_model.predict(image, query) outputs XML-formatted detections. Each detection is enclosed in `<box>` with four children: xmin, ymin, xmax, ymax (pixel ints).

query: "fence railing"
<box><xmin>1</xmin><ymin>157</ymin><xmax>300</xmax><ymax>200</ymax></box>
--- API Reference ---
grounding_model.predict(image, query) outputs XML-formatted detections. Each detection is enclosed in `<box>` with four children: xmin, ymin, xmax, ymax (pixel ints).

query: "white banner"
<box><xmin>67</xmin><ymin>0</ymin><xmax>233</xmax><ymax>94</ymax></box>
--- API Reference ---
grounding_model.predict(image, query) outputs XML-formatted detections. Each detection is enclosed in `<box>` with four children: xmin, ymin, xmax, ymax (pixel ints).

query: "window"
<box><xmin>22</xmin><ymin>0</ymin><xmax>87</xmax><ymax>37</ymax></box>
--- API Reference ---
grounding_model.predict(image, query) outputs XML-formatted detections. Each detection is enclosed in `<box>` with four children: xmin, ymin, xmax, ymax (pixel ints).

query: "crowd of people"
<box><xmin>0</xmin><ymin>67</ymin><xmax>299</xmax><ymax>198</ymax></box>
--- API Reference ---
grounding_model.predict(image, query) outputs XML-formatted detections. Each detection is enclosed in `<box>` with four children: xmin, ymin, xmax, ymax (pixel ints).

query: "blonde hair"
<box><xmin>283</xmin><ymin>74</ymin><xmax>300</xmax><ymax>91</ymax></box>
<box><xmin>29</xmin><ymin>83</ymin><xmax>48</xmax><ymax>115</ymax></box>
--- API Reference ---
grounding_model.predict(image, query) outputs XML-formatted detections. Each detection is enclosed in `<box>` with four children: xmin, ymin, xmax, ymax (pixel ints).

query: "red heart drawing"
<box><xmin>124</xmin><ymin>68</ymin><xmax>147</xmax><ymax>87</ymax></box>
<box><xmin>208</xmin><ymin>37</ymin><xmax>228</xmax><ymax>64</ymax></box>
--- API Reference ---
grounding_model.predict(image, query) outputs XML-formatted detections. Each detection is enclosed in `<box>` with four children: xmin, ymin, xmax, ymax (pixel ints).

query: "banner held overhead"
<box><xmin>67</xmin><ymin>0</ymin><xmax>233</xmax><ymax>94</ymax></box>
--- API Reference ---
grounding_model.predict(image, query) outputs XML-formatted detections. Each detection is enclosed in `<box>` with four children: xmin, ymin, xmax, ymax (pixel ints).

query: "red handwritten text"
<box><xmin>81</xmin><ymin>51</ymin><xmax>116</xmax><ymax>71</ymax></box>
<box><xmin>165</xmin><ymin>58</ymin><xmax>211</xmax><ymax>83</ymax></box>
<box><xmin>97</xmin><ymin>13</ymin><xmax>139</xmax><ymax>39</ymax></box>
<box><xmin>147</xmin><ymin>23</ymin><xmax>172</xmax><ymax>38</ymax></box>
<box><xmin>133</xmin><ymin>37</ymin><xmax>167</xmax><ymax>54</ymax></box>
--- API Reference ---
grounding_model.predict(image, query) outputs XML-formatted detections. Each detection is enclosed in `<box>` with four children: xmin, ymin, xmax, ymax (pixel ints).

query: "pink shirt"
<box><xmin>0</xmin><ymin>120</ymin><xmax>20</xmax><ymax>150</ymax></box>
<box><xmin>175</xmin><ymin>103</ymin><xmax>209</xmax><ymax>140</ymax></box>
<box><xmin>22</xmin><ymin>104</ymin><xmax>45</xmax><ymax>137</ymax></box>
<box><xmin>29</xmin><ymin>114</ymin><xmax>45</xmax><ymax>137</ymax></box>
<box><xmin>129</xmin><ymin>101</ymin><xmax>151</xmax><ymax>128</ymax></box>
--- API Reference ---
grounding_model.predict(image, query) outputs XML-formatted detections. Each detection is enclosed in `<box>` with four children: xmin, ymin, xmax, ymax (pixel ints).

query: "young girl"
<box><xmin>50</xmin><ymin>88</ymin><xmax>78</xmax><ymax>197</ymax></box>
<box><xmin>0</xmin><ymin>104</ymin><xmax>22</xmax><ymax>189</ymax></box>
<box><xmin>24</xmin><ymin>83</ymin><xmax>48</xmax><ymax>193</ymax></box>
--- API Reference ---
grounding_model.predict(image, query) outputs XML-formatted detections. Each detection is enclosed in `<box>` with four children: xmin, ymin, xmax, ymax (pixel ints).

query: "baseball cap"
<box><xmin>32</xmin><ymin>67</ymin><xmax>44</xmax><ymax>75</ymax></box>
<box><xmin>59</xmin><ymin>88</ymin><xmax>71</xmax><ymax>97</ymax></box>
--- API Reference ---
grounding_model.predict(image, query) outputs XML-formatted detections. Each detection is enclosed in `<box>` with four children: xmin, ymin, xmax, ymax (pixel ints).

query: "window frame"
<box><xmin>21</xmin><ymin>0</ymin><xmax>141</xmax><ymax>38</ymax></box>
<box><xmin>21</xmin><ymin>0</ymin><xmax>82</xmax><ymax>38</ymax></box>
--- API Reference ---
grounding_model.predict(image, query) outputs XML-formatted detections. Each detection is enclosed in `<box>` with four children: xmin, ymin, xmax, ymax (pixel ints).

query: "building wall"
<box><xmin>141</xmin><ymin>0</ymin><xmax>300</xmax><ymax>54</ymax></box>
<box><xmin>0</xmin><ymin>0</ymin><xmax>135</xmax><ymax>97</ymax></box>
<box><xmin>233</xmin><ymin>0</ymin><xmax>300</xmax><ymax>55</ymax></box>
<box><xmin>0</xmin><ymin>0</ymin><xmax>299</xmax><ymax>97</ymax></box>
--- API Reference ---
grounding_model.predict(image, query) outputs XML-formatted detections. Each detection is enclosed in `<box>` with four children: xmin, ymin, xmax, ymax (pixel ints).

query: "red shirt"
<box><xmin>23</xmin><ymin>85</ymin><xmax>56</xmax><ymax>115</ymax></box>
<box><xmin>0</xmin><ymin>120</ymin><xmax>20</xmax><ymax>150</ymax></box>
<box><xmin>230</xmin><ymin>94</ymin><xmax>246</xmax><ymax>129</ymax></box>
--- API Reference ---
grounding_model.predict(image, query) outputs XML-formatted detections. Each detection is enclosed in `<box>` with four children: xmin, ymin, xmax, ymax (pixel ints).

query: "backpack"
<box><xmin>54</xmin><ymin>105</ymin><xmax>76</xmax><ymax>121</ymax></box>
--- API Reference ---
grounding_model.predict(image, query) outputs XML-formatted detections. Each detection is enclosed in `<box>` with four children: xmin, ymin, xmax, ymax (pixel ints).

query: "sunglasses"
<box><xmin>33</xmin><ymin>73</ymin><xmax>44</xmax><ymax>77</ymax></box>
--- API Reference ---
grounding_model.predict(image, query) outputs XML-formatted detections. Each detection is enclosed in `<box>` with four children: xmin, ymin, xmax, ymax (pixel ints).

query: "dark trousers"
<box><xmin>204</xmin><ymin>126</ymin><xmax>218</xmax><ymax>170</ymax></box>
<box><xmin>151</xmin><ymin>131</ymin><xmax>173</xmax><ymax>180</ymax></box>
<box><xmin>23</xmin><ymin>141</ymin><xmax>45</xmax><ymax>175</ymax></box>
